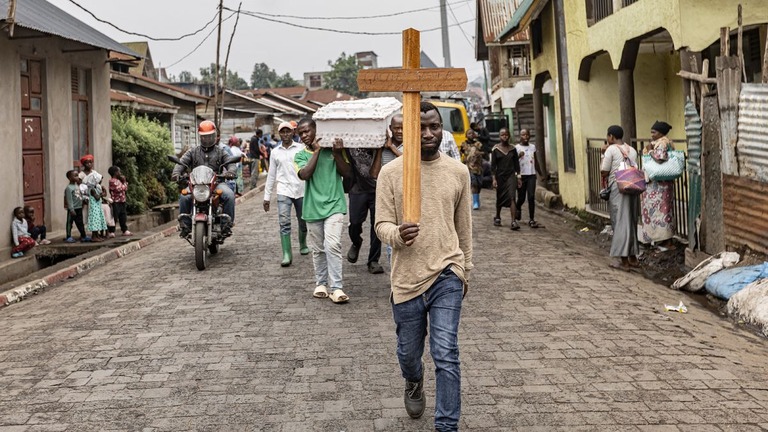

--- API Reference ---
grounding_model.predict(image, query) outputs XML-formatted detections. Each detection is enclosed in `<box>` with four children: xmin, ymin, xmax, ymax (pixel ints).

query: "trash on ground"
<box><xmin>600</xmin><ymin>225</ymin><xmax>613</xmax><ymax>236</ymax></box>
<box><xmin>670</xmin><ymin>251</ymin><xmax>740</xmax><ymax>293</ymax></box>
<box><xmin>705</xmin><ymin>262</ymin><xmax>768</xmax><ymax>300</ymax></box>
<box><xmin>664</xmin><ymin>301</ymin><xmax>688</xmax><ymax>313</ymax></box>
<box><xmin>726</xmin><ymin>278</ymin><xmax>768</xmax><ymax>337</ymax></box>
<box><xmin>580</xmin><ymin>227</ymin><xmax>590</xmax><ymax>232</ymax></box>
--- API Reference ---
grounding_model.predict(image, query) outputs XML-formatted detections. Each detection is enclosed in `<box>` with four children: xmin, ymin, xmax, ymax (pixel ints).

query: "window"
<box><xmin>585</xmin><ymin>0</ymin><xmax>613</xmax><ymax>26</ymax></box>
<box><xmin>71</xmin><ymin>67</ymin><xmax>90</xmax><ymax>168</ymax></box>
<box><xmin>531</xmin><ymin>19</ymin><xmax>543</xmax><ymax>58</ymax></box>
<box><xmin>309</xmin><ymin>74</ymin><xmax>322</xmax><ymax>88</ymax></box>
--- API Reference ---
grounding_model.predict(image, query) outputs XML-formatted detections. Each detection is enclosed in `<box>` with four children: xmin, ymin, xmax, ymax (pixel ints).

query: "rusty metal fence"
<box><xmin>586</xmin><ymin>138</ymin><xmax>689</xmax><ymax>239</ymax></box>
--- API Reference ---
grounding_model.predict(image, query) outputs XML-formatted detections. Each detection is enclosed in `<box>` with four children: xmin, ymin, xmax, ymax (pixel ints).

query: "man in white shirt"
<box><xmin>263</xmin><ymin>122</ymin><xmax>308</xmax><ymax>266</ymax></box>
<box><xmin>514</xmin><ymin>129</ymin><xmax>543</xmax><ymax>228</ymax></box>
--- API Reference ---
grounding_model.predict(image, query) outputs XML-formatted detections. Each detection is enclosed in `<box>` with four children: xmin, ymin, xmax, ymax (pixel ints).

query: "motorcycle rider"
<box><xmin>172</xmin><ymin>120</ymin><xmax>237</xmax><ymax>238</ymax></box>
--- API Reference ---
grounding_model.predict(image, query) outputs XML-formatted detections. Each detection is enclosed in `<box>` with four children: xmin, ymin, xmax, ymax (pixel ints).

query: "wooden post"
<box><xmin>532</xmin><ymin>86</ymin><xmax>547</xmax><ymax>185</ymax></box>
<box><xmin>618</xmin><ymin>69</ymin><xmax>636</xmax><ymax>146</ymax></box>
<box><xmin>357</xmin><ymin>28</ymin><xmax>467</xmax><ymax>223</ymax></box>
<box><xmin>763</xmin><ymin>29</ymin><xmax>768</xmax><ymax>83</ymax></box>
<box><xmin>213</xmin><ymin>0</ymin><xmax>223</xmax><ymax>132</ymax></box>
<box><xmin>402</xmin><ymin>29</ymin><xmax>422</xmax><ymax>223</ymax></box>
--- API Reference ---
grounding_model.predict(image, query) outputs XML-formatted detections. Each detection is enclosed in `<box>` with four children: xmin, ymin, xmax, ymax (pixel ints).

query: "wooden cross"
<box><xmin>357</xmin><ymin>28</ymin><xmax>467</xmax><ymax>223</ymax></box>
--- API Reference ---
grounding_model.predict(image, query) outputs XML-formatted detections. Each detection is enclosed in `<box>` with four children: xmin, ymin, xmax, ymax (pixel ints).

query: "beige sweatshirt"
<box><xmin>375</xmin><ymin>154</ymin><xmax>474</xmax><ymax>304</ymax></box>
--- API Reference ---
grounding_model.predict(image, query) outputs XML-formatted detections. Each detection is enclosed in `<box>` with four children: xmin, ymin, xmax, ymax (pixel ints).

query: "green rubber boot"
<box><xmin>280</xmin><ymin>234</ymin><xmax>292</xmax><ymax>267</ymax></box>
<box><xmin>298</xmin><ymin>230</ymin><xmax>310</xmax><ymax>255</ymax></box>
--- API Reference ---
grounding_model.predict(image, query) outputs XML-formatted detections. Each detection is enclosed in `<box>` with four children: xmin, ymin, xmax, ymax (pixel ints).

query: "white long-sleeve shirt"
<box><xmin>264</xmin><ymin>141</ymin><xmax>305</xmax><ymax>201</ymax></box>
<box><xmin>11</xmin><ymin>218</ymin><xmax>29</xmax><ymax>246</ymax></box>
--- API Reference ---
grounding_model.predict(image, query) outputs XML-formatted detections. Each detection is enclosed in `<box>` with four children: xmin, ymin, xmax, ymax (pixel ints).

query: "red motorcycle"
<box><xmin>169</xmin><ymin>155</ymin><xmax>238</xmax><ymax>270</ymax></box>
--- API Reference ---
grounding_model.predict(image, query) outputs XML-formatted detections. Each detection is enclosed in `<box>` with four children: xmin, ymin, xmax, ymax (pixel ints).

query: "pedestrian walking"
<box><xmin>295</xmin><ymin>117</ymin><xmax>353</xmax><ymax>303</ymax></box>
<box><xmin>85</xmin><ymin>173</ymin><xmax>108</xmax><ymax>242</ymax></box>
<box><xmin>263</xmin><ymin>121</ymin><xmax>308</xmax><ymax>267</ymax></box>
<box><xmin>375</xmin><ymin>101</ymin><xmax>473</xmax><ymax>432</ymax></box>
<box><xmin>346</xmin><ymin>146</ymin><xmax>384</xmax><ymax>274</ymax></box>
<box><xmin>249</xmin><ymin>129</ymin><xmax>263</xmax><ymax>187</ymax></box>
<box><xmin>491</xmin><ymin>127</ymin><xmax>522</xmax><ymax>230</ymax></box>
<box><xmin>371</xmin><ymin>114</ymin><xmax>404</xmax><ymax>265</ymax></box>
<box><xmin>601</xmin><ymin>125</ymin><xmax>641</xmax><ymax>271</ymax></box>
<box><xmin>514</xmin><ymin>129</ymin><xmax>542</xmax><ymax>228</ymax></box>
<box><xmin>465</xmin><ymin>139</ymin><xmax>484</xmax><ymax>210</ymax></box>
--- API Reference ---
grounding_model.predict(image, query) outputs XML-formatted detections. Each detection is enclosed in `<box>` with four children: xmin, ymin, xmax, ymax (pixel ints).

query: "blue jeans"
<box><xmin>306</xmin><ymin>213</ymin><xmax>344</xmax><ymax>291</ymax></box>
<box><xmin>277</xmin><ymin>195</ymin><xmax>307</xmax><ymax>236</ymax></box>
<box><xmin>179</xmin><ymin>183</ymin><xmax>235</xmax><ymax>224</ymax></box>
<box><xmin>392</xmin><ymin>268</ymin><xmax>463</xmax><ymax>431</ymax></box>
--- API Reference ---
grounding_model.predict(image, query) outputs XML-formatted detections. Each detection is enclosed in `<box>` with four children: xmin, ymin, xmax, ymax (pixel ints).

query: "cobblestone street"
<box><xmin>1</xmin><ymin>191</ymin><xmax>768</xmax><ymax>432</ymax></box>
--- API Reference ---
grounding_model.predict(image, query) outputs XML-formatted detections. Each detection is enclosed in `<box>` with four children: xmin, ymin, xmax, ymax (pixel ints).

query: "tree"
<box><xmin>177</xmin><ymin>70</ymin><xmax>196</xmax><ymax>83</ymax></box>
<box><xmin>273</xmin><ymin>72</ymin><xmax>299</xmax><ymax>88</ymax></box>
<box><xmin>111</xmin><ymin>110</ymin><xmax>176</xmax><ymax>214</ymax></box>
<box><xmin>250</xmin><ymin>63</ymin><xmax>300</xmax><ymax>88</ymax></box>
<box><xmin>198</xmin><ymin>63</ymin><xmax>249</xmax><ymax>90</ymax></box>
<box><xmin>324</xmin><ymin>52</ymin><xmax>360</xmax><ymax>96</ymax></box>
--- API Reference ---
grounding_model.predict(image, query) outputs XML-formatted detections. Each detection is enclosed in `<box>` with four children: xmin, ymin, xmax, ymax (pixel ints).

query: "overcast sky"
<box><xmin>49</xmin><ymin>0</ymin><xmax>485</xmax><ymax>85</ymax></box>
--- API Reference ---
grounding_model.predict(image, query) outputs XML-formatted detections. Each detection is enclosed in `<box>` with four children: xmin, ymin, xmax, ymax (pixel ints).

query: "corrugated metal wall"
<box><xmin>723</xmin><ymin>174</ymin><xmax>768</xmax><ymax>254</ymax></box>
<box><xmin>722</xmin><ymin>84</ymin><xmax>768</xmax><ymax>254</ymax></box>
<box><xmin>736</xmin><ymin>84</ymin><xmax>768</xmax><ymax>181</ymax></box>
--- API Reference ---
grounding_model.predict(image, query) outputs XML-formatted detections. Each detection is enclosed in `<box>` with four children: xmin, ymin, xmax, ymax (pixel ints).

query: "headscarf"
<box><xmin>651</xmin><ymin>121</ymin><xmax>672</xmax><ymax>136</ymax></box>
<box><xmin>80</xmin><ymin>154</ymin><xmax>94</xmax><ymax>165</ymax></box>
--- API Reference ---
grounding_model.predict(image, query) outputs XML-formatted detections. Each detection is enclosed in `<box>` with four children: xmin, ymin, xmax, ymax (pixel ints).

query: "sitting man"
<box><xmin>172</xmin><ymin>120</ymin><xmax>237</xmax><ymax>238</ymax></box>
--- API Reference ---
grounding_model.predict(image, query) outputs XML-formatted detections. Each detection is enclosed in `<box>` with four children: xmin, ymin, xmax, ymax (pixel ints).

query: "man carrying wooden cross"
<box><xmin>364</xmin><ymin>28</ymin><xmax>471</xmax><ymax>432</ymax></box>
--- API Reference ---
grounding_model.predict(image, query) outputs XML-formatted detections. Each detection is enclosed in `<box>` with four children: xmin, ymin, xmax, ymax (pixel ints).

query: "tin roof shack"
<box><xmin>0</xmin><ymin>0</ymin><xmax>139</xmax><ymax>256</ymax></box>
<box><xmin>313</xmin><ymin>98</ymin><xmax>402</xmax><ymax>149</ymax></box>
<box><xmin>110</xmin><ymin>71</ymin><xmax>209</xmax><ymax>153</ymax></box>
<box><xmin>199</xmin><ymin>90</ymin><xmax>306</xmax><ymax>137</ymax></box>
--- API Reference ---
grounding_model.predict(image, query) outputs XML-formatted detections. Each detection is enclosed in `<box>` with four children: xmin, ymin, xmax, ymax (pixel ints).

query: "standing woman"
<box><xmin>640</xmin><ymin>121</ymin><xmax>676</xmax><ymax>247</ymax></box>
<box><xmin>491</xmin><ymin>128</ymin><xmax>522</xmax><ymax>230</ymax></box>
<box><xmin>600</xmin><ymin>125</ymin><xmax>640</xmax><ymax>271</ymax></box>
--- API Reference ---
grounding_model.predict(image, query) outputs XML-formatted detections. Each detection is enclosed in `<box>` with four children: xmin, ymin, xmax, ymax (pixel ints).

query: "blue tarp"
<box><xmin>704</xmin><ymin>263</ymin><xmax>768</xmax><ymax>300</ymax></box>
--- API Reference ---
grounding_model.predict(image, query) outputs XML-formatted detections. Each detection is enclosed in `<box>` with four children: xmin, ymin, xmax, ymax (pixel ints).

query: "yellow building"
<box><xmin>498</xmin><ymin>0</ymin><xmax>767</xmax><ymax>212</ymax></box>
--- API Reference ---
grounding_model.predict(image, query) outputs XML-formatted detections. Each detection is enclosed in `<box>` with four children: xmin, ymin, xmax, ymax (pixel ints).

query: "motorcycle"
<box><xmin>168</xmin><ymin>155</ymin><xmax>240</xmax><ymax>270</ymax></box>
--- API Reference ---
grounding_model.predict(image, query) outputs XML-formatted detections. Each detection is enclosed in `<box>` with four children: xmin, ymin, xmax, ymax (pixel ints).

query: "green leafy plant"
<box><xmin>111</xmin><ymin>110</ymin><xmax>177</xmax><ymax>214</ymax></box>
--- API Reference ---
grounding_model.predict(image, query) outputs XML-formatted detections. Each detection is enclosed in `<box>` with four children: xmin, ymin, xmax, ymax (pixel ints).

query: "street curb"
<box><xmin>0</xmin><ymin>183</ymin><xmax>265</xmax><ymax>310</ymax></box>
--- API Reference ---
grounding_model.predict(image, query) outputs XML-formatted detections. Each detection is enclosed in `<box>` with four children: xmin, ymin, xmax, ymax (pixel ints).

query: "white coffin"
<box><xmin>313</xmin><ymin>97</ymin><xmax>402</xmax><ymax>148</ymax></box>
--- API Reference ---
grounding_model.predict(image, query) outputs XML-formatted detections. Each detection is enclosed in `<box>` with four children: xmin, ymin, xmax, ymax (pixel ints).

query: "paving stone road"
<box><xmin>1</xmin><ymin>190</ymin><xmax>768</xmax><ymax>432</ymax></box>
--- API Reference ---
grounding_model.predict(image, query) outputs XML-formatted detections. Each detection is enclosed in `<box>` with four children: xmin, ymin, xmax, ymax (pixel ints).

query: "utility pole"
<box><xmin>220</xmin><ymin>3</ymin><xmax>242</xmax><ymax>128</ymax></box>
<box><xmin>439</xmin><ymin>0</ymin><xmax>451</xmax><ymax>67</ymax></box>
<box><xmin>214</xmin><ymin>0</ymin><xmax>223</xmax><ymax>132</ymax></box>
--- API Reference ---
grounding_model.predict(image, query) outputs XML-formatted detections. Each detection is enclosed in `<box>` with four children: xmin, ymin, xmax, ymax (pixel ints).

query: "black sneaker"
<box><xmin>404</xmin><ymin>376</ymin><xmax>426</xmax><ymax>419</ymax></box>
<box><xmin>367</xmin><ymin>262</ymin><xmax>384</xmax><ymax>274</ymax></box>
<box><xmin>347</xmin><ymin>243</ymin><xmax>360</xmax><ymax>263</ymax></box>
<box><xmin>179</xmin><ymin>225</ymin><xmax>191</xmax><ymax>238</ymax></box>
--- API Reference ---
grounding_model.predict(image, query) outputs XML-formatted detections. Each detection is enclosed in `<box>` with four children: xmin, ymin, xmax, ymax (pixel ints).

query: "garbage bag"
<box><xmin>727</xmin><ymin>278</ymin><xmax>768</xmax><ymax>337</ymax></box>
<box><xmin>704</xmin><ymin>262</ymin><xmax>768</xmax><ymax>300</ymax></box>
<box><xmin>671</xmin><ymin>252</ymin><xmax>740</xmax><ymax>292</ymax></box>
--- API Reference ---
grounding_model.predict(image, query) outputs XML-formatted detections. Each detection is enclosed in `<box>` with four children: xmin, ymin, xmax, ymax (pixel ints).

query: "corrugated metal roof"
<box><xmin>737</xmin><ymin>84</ymin><xmax>768</xmax><ymax>182</ymax></box>
<box><xmin>496</xmin><ymin>0</ymin><xmax>547</xmax><ymax>42</ymax></box>
<box><xmin>478</xmin><ymin>0</ymin><xmax>518</xmax><ymax>43</ymax></box>
<box><xmin>0</xmin><ymin>0</ymin><xmax>139</xmax><ymax>57</ymax></box>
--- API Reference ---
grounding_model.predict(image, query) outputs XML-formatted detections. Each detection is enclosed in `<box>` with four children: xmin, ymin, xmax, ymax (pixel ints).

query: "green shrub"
<box><xmin>111</xmin><ymin>110</ymin><xmax>176</xmax><ymax>214</ymax></box>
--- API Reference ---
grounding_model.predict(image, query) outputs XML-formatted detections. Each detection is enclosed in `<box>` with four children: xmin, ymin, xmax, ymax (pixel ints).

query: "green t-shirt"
<box><xmin>294</xmin><ymin>148</ymin><xmax>347</xmax><ymax>222</ymax></box>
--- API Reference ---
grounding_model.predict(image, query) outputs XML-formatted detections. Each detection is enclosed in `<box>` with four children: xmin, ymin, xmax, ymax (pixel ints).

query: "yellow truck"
<box><xmin>431</xmin><ymin>100</ymin><xmax>470</xmax><ymax>149</ymax></box>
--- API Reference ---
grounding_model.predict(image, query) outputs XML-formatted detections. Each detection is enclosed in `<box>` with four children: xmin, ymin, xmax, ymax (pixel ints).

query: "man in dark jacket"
<box><xmin>172</xmin><ymin>120</ymin><xmax>237</xmax><ymax>237</ymax></box>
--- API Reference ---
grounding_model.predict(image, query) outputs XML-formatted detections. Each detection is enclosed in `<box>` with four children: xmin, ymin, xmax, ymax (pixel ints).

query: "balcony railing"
<box><xmin>586</xmin><ymin>138</ymin><xmax>689</xmax><ymax>240</ymax></box>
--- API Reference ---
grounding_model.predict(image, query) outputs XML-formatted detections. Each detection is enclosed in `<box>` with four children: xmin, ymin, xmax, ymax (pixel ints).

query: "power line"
<box><xmin>241</xmin><ymin>0</ymin><xmax>469</xmax><ymax>21</ymax></box>
<box><xmin>165</xmin><ymin>11</ymin><xmax>236</xmax><ymax>69</ymax></box>
<box><xmin>65</xmin><ymin>0</ymin><xmax>218</xmax><ymax>41</ymax></box>
<box><xmin>447</xmin><ymin>1</ymin><xmax>474</xmax><ymax>49</ymax></box>
<box><xmin>227</xmin><ymin>7</ymin><xmax>474</xmax><ymax>36</ymax></box>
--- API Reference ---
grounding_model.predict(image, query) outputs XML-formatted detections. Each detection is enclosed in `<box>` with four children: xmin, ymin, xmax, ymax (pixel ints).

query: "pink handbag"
<box><xmin>615</xmin><ymin>145</ymin><xmax>646</xmax><ymax>195</ymax></box>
